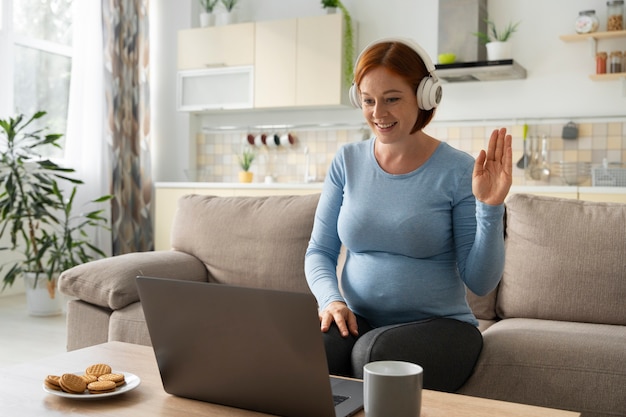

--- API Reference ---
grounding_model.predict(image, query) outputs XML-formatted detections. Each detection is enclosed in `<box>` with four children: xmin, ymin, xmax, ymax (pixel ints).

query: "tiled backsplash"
<box><xmin>196</xmin><ymin>120</ymin><xmax>626</xmax><ymax>186</ymax></box>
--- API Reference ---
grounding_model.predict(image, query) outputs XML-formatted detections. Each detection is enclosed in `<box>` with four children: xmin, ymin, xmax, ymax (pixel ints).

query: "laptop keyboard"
<box><xmin>333</xmin><ymin>395</ymin><xmax>349</xmax><ymax>406</ymax></box>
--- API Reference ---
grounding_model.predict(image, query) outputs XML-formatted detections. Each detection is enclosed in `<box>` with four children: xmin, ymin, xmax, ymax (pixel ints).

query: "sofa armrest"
<box><xmin>58</xmin><ymin>251</ymin><xmax>208</xmax><ymax>310</ymax></box>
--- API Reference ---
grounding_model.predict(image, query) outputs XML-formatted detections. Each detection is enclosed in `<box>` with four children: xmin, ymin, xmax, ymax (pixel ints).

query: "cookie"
<box><xmin>44</xmin><ymin>375</ymin><xmax>62</xmax><ymax>391</ymax></box>
<box><xmin>98</xmin><ymin>373</ymin><xmax>126</xmax><ymax>387</ymax></box>
<box><xmin>81</xmin><ymin>374</ymin><xmax>98</xmax><ymax>384</ymax></box>
<box><xmin>59</xmin><ymin>373</ymin><xmax>87</xmax><ymax>394</ymax></box>
<box><xmin>87</xmin><ymin>380</ymin><xmax>117</xmax><ymax>394</ymax></box>
<box><xmin>85</xmin><ymin>363</ymin><xmax>112</xmax><ymax>377</ymax></box>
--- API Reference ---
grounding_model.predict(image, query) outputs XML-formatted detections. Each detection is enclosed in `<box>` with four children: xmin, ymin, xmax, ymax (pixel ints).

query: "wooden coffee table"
<box><xmin>0</xmin><ymin>341</ymin><xmax>580</xmax><ymax>417</ymax></box>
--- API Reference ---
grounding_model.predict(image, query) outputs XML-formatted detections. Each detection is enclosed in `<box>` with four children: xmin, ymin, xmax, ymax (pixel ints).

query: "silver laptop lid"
<box><xmin>136</xmin><ymin>277</ymin><xmax>362</xmax><ymax>417</ymax></box>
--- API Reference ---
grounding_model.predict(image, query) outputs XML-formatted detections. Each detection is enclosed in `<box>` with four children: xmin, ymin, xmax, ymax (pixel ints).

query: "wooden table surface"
<box><xmin>0</xmin><ymin>341</ymin><xmax>580</xmax><ymax>417</ymax></box>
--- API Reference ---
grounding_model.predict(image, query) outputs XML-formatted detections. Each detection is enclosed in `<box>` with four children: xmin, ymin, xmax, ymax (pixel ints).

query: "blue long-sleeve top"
<box><xmin>304</xmin><ymin>138</ymin><xmax>505</xmax><ymax>328</ymax></box>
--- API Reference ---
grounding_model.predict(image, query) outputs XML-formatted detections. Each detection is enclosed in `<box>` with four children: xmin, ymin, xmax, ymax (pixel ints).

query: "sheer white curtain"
<box><xmin>64</xmin><ymin>1</ymin><xmax>111</xmax><ymax>257</ymax></box>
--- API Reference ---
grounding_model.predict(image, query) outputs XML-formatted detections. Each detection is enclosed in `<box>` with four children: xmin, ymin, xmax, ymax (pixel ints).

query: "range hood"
<box><xmin>436</xmin><ymin>0</ymin><xmax>527</xmax><ymax>83</ymax></box>
<box><xmin>434</xmin><ymin>59</ymin><xmax>527</xmax><ymax>83</ymax></box>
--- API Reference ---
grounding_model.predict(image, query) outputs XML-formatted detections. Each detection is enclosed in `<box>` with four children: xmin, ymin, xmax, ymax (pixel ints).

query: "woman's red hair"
<box><xmin>354</xmin><ymin>41</ymin><xmax>436</xmax><ymax>133</ymax></box>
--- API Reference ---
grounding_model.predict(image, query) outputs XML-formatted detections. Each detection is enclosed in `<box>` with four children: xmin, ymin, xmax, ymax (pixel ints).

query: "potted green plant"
<box><xmin>237</xmin><ymin>146</ymin><xmax>255</xmax><ymax>183</ymax></box>
<box><xmin>0</xmin><ymin>111</ymin><xmax>112</xmax><ymax>315</ymax></box>
<box><xmin>216</xmin><ymin>0</ymin><xmax>239</xmax><ymax>25</ymax></box>
<box><xmin>198</xmin><ymin>0</ymin><xmax>218</xmax><ymax>27</ymax></box>
<box><xmin>473</xmin><ymin>19</ymin><xmax>521</xmax><ymax>61</ymax></box>
<box><xmin>320</xmin><ymin>0</ymin><xmax>354</xmax><ymax>85</ymax></box>
<box><xmin>220</xmin><ymin>0</ymin><xmax>238</xmax><ymax>12</ymax></box>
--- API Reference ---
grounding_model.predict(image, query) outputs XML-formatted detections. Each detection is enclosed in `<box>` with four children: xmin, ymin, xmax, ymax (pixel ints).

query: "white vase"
<box><xmin>199</xmin><ymin>12</ymin><xmax>214</xmax><ymax>28</ymax></box>
<box><xmin>215</xmin><ymin>10</ymin><xmax>237</xmax><ymax>26</ymax></box>
<box><xmin>24</xmin><ymin>273</ymin><xmax>63</xmax><ymax>317</ymax></box>
<box><xmin>486</xmin><ymin>41</ymin><xmax>512</xmax><ymax>61</ymax></box>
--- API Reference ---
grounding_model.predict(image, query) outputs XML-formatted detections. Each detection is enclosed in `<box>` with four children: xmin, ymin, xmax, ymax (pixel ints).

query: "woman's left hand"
<box><xmin>472</xmin><ymin>127</ymin><xmax>513</xmax><ymax>206</ymax></box>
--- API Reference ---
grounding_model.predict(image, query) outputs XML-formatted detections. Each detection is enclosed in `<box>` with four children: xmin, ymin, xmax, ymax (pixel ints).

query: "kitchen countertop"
<box><xmin>156</xmin><ymin>181</ymin><xmax>325</xmax><ymax>189</ymax></box>
<box><xmin>155</xmin><ymin>182</ymin><xmax>626</xmax><ymax>194</ymax></box>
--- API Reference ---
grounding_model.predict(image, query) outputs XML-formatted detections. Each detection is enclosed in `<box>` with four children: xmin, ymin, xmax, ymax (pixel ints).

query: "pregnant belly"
<box><xmin>341</xmin><ymin>252</ymin><xmax>465</xmax><ymax>326</ymax></box>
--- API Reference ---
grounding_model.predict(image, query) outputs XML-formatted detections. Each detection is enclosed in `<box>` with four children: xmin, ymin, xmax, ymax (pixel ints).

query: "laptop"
<box><xmin>136</xmin><ymin>276</ymin><xmax>364</xmax><ymax>417</ymax></box>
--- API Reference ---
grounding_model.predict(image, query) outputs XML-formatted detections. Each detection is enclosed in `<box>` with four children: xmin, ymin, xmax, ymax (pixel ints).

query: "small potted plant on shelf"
<box><xmin>237</xmin><ymin>146</ymin><xmax>255</xmax><ymax>183</ymax></box>
<box><xmin>0</xmin><ymin>111</ymin><xmax>112</xmax><ymax>316</ymax></box>
<box><xmin>216</xmin><ymin>0</ymin><xmax>239</xmax><ymax>25</ymax></box>
<box><xmin>198</xmin><ymin>0</ymin><xmax>219</xmax><ymax>27</ymax></box>
<box><xmin>473</xmin><ymin>18</ymin><xmax>521</xmax><ymax>61</ymax></box>
<box><xmin>320</xmin><ymin>0</ymin><xmax>355</xmax><ymax>85</ymax></box>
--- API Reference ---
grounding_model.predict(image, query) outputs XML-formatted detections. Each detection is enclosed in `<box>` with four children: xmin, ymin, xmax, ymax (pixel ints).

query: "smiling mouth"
<box><xmin>375</xmin><ymin>122</ymin><xmax>397</xmax><ymax>129</ymax></box>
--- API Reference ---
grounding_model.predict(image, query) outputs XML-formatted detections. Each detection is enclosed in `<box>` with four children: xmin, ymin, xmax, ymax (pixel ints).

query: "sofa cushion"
<box><xmin>59</xmin><ymin>251</ymin><xmax>208</xmax><ymax>310</ymax></box>
<box><xmin>497</xmin><ymin>194</ymin><xmax>626</xmax><ymax>325</ymax></box>
<box><xmin>171</xmin><ymin>194</ymin><xmax>320</xmax><ymax>294</ymax></box>
<box><xmin>458</xmin><ymin>318</ymin><xmax>626</xmax><ymax>416</ymax></box>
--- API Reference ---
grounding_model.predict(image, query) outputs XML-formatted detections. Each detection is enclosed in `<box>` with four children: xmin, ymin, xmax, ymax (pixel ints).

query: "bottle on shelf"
<box><xmin>609</xmin><ymin>50</ymin><xmax>623</xmax><ymax>73</ymax></box>
<box><xmin>606</xmin><ymin>0</ymin><xmax>624</xmax><ymax>31</ymax></box>
<box><xmin>575</xmin><ymin>10</ymin><xmax>600</xmax><ymax>33</ymax></box>
<box><xmin>596</xmin><ymin>51</ymin><xmax>608</xmax><ymax>74</ymax></box>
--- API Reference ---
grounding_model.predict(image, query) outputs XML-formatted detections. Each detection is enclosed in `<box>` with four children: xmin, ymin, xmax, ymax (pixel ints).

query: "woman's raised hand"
<box><xmin>472</xmin><ymin>127</ymin><xmax>513</xmax><ymax>206</ymax></box>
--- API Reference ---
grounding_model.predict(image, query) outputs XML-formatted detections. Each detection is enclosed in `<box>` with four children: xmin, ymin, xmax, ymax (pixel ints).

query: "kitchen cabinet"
<box><xmin>578</xmin><ymin>187</ymin><xmax>626</xmax><ymax>203</ymax></box>
<box><xmin>254</xmin><ymin>19</ymin><xmax>297</xmax><ymax>108</ymax></box>
<box><xmin>176</xmin><ymin>23</ymin><xmax>255</xmax><ymax>111</ymax></box>
<box><xmin>254</xmin><ymin>14</ymin><xmax>349</xmax><ymax>108</ymax></box>
<box><xmin>177</xmin><ymin>23</ymin><xmax>255</xmax><ymax>70</ymax></box>
<box><xmin>559</xmin><ymin>30</ymin><xmax>626</xmax><ymax>81</ymax></box>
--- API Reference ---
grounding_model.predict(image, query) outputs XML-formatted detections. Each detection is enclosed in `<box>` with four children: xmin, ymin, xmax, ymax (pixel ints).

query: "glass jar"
<box><xmin>575</xmin><ymin>10</ymin><xmax>599</xmax><ymax>33</ymax></box>
<box><xmin>609</xmin><ymin>51</ymin><xmax>623</xmax><ymax>73</ymax></box>
<box><xmin>596</xmin><ymin>51</ymin><xmax>608</xmax><ymax>74</ymax></box>
<box><xmin>606</xmin><ymin>0</ymin><xmax>624</xmax><ymax>31</ymax></box>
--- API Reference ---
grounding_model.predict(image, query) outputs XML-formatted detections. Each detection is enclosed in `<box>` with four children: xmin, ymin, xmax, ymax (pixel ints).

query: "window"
<box><xmin>1</xmin><ymin>0</ymin><xmax>73</xmax><ymax>154</ymax></box>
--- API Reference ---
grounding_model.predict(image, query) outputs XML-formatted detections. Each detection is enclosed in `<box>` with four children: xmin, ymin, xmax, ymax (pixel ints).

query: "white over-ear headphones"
<box><xmin>349</xmin><ymin>37</ymin><xmax>442</xmax><ymax>111</ymax></box>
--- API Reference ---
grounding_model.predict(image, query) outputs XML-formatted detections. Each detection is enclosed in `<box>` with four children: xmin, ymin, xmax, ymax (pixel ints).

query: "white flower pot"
<box><xmin>24</xmin><ymin>273</ymin><xmax>63</xmax><ymax>317</ymax></box>
<box><xmin>486</xmin><ymin>41</ymin><xmax>512</xmax><ymax>61</ymax></box>
<box><xmin>199</xmin><ymin>12</ymin><xmax>214</xmax><ymax>28</ymax></box>
<box><xmin>215</xmin><ymin>11</ymin><xmax>237</xmax><ymax>26</ymax></box>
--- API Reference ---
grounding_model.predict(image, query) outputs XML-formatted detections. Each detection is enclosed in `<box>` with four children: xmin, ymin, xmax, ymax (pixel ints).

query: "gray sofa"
<box><xmin>59</xmin><ymin>193</ymin><xmax>626</xmax><ymax>417</ymax></box>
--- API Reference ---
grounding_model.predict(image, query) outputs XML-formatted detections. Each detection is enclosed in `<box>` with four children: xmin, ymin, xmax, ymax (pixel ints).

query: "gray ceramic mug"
<box><xmin>363</xmin><ymin>361</ymin><xmax>423</xmax><ymax>417</ymax></box>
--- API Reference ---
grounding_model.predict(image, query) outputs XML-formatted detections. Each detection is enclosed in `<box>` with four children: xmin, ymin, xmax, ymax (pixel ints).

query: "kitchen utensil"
<box><xmin>561</xmin><ymin>121</ymin><xmax>579</xmax><ymax>140</ymax></box>
<box><xmin>555</xmin><ymin>161</ymin><xmax>591</xmax><ymax>185</ymax></box>
<box><xmin>516</xmin><ymin>124</ymin><xmax>529</xmax><ymax>169</ymax></box>
<box><xmin>592</xmin><ymin>158</ymin><xmax>617</xmax><ymax>186</ymax></box>
<box><xmin>539</xmin><ymin>136</ymin><xmax>551</xmax><ymax>181</ymax></box>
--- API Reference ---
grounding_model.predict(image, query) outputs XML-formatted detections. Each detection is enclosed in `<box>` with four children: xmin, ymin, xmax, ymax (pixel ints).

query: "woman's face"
<box><xmin>358</xmin><ymin>66</ymin><xmax>419</xmax><ymax>144</ymax></box>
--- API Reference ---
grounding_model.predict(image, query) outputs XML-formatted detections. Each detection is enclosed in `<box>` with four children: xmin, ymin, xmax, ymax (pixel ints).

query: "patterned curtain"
<box><xmin>102</xmin><ymin>0</ymin><xmax>153</xmax><ymax>254</ymax></box>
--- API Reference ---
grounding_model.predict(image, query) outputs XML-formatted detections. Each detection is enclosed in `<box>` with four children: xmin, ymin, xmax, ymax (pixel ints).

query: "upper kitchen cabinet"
<box><xmin>254</xmin><ymin>14</ymin><xmax>350</xmax><ymax>108</ymax></box>
<box><xmin>177</xmin><ymin>22</ymin><xmax>255</xmax><ymax>69</ymax></box>
<box><xmin>254</xmin><ymin>19</ymin><xmax>297</xmax><ymax>108</ymax></box>
<box><xmin>177</xmin><ymin>23</ymin><xmax>255</xmax><ymax>111</ymax></box>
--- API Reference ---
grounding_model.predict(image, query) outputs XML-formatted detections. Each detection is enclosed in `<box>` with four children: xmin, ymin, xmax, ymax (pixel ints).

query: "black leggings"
<box><xmin>322</xmin><ymin>316</ymin><xmax>483</xmax><ymax>392</ymax></box>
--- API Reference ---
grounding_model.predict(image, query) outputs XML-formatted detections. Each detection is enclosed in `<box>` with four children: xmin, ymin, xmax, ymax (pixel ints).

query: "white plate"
<box><xmin>43</xmin><ymin>371</ymin><xmax>140</xmax><ymax>399</ymax></box>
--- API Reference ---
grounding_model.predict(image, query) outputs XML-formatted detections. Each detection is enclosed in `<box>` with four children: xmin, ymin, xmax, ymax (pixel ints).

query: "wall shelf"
<box><xmin>559</xmin><ymin>30</ymin><xmax>626</xmax><ymax>42</ymax></box>
<box><xmin>560</xmin><ymin>30</ymin><xmax>626</xmax><ymax>57</ymax></box>
<box><xmin>560</xmin><ymin>30</ymin><xmax>626</xmax><ymax>95</ymax></box>
<box><xmin>589</xmin><ymin>73</ymin><xmax>626</xmax><ymax>81</ymax></box>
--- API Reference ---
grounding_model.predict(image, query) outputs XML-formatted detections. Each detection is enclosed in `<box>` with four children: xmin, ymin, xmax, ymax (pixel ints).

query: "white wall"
<box><xmin>151</xmin><ymin>0</ymin><xmax>625</xmax><ymax>181</ymax></box>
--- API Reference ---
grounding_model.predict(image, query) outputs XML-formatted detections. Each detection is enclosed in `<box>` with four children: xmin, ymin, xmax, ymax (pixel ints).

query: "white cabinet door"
<box><xmin>296</xmin><ymin>14</ymin><xmax>346</xmax><ymax>107</ymax></box>
<box><xmin>254</xmin><ymin>14</ymin><xmax>348</xmax><ymax>108</ymax></box>
<box><xmin>254</xmin><ymin>19</ymin><xmax>297</xmax><ymax>108</ymax></box>
<box><xmin>177</xmin><ymin>23</ymin><xmax>255</xmax><ymax>70</ymax></box>
<box><xmin>177</xmin><ymin>66</ymin><xmax>254</xmax><ymax>111</ymax></box>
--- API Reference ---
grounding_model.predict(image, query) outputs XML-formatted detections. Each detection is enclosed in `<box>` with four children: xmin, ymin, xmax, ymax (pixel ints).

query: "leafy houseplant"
<box><xmin>198</xmin><ymin>0</ymin><xmax>218</xmax><ymax>13</ymax></box>
<box><xmin>220</xmin><ymin>0</ymin><xmax>238</xmax><ymax>12</ymax></box>
<box><xmin>237</xmin><ymin>146</ymin><xmax>255</xmax><ymax>172</ymax></box>
<box><xmin>0</xmin><ymin>111</ymin><xmax>112</xmax><ymax>300</ymax></box>
<box><xmin>237</xmin><ymin>146</ymin><xmax>255</xmax><ymax>183</ymax></box>
<box><xmin>320</xmin><ymin>0</ymin><xmax>354</xmax><ymax>85</ymax></box>
<box><xmin>473</xmin><ymin>19</ymin><xmax>521</xmax><ymax>44</ymax></box>
<box><xmin>473</xmin><ymin>19</ymin><xmax>520</xmax><ymax>61</ymax></box>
